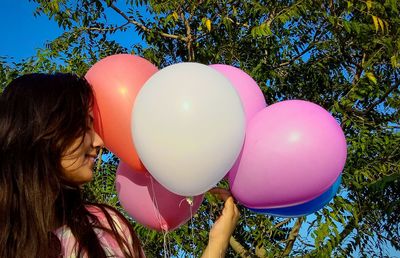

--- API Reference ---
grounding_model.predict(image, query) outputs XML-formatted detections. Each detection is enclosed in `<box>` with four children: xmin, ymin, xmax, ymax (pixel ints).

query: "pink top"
<box><xmin>54</xmin><ymin>205</ymin><xmax>144</xmax><ymax>257</ymax></box>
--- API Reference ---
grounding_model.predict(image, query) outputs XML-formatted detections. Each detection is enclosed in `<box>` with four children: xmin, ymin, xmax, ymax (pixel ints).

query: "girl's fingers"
<box><xmin>208</xmin><ymin>187</ymin><xmax>232</xmax><ymax>201</ymax></box>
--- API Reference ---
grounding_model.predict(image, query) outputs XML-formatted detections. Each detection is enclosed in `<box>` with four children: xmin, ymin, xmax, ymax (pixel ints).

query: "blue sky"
<box><xmin>1</xmin><ymin>2</ymin><xmax>399</xmax><ymax>257</ymax></box>
<box><xmin>0</xmin><ymin>0</ymin><xmax>143</xmax><ymax>61</ymax></box>
<box><xmin>0</xmin><ymin>1</ymin><xmax>63</xmax><ymax>61</ymax></box>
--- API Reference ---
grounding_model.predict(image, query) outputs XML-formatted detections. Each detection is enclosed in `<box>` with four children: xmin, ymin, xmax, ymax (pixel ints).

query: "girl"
<box><xmin>0</xmin><ymin>73</ymin><xmax>239</xmax><ymax>258</ymax></box>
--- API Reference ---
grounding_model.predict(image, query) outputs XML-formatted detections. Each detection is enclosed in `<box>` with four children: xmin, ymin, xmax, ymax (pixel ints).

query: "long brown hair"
<box><xmin>0</xmin><ymin>73</ymin><xmax>143</xmax><ymax>258</ymax></box>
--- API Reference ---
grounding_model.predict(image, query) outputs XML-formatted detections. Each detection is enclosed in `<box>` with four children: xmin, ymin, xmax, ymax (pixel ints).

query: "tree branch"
<box><xmin>229</xmin><ymin>236</ymin><xmax>255</xmax><ymax>258</ymax></box>
<box><xmin>309</xmin><ymin>212</ymin><xmax>360</xmax><ymax>256</ymax></box>
<box><xmin>273</xmin><ymin>27</ymin><xmax>324</xmax><ymax>69</ymax></box>
<box><xmin>298</xmin><ymin>236</ymin><xmax>315</xmax><ymax>248</ymax></box>
<box><xmin>179</xmin><ymin>7</ymin><xmax>194</xmax><ymax>61</ymax></box>
<box><xmin>282</xmin><ymin>217</ymin><xmax>304</xmax><ymax>256</ymax></box>
<box><xmin>79</xmin><ymin>21</ymin><xmax>130</xmax><ymax>32</ymax></box>
<box><xmin>364</xmin><ymin>82</ymin><xmax>399</xmax><ymax>114</ymax></box>
<box><xmin>352</xmin><ymin>54</ymin><xmax>365</xmax><ymax>86</ymax></box>
<box><xmin>273</xmin><ymin>218</ymin><xmax>292</xmax><ymax>229</ymax></box>
<box><xmin>109</xmin><ymin>3</ymin><xmax>183</xmax><ymax>40</ymax></box>
<box><xmin>255</xmin><ymin>244</ymin><xmax>267</xmax><ymax>257</ymax></box>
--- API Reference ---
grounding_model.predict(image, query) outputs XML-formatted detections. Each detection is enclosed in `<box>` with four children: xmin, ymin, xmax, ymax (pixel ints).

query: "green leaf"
<box><xmin>205</xmin><ymin>19</ymin><xmax>211</xmax><ymax>32</ymax></box>
<box><xmin>372</xmin><ymin>15</ymin><xmax>379</xmax><ymax>32</ymax></box>
<box><xmin>261</xmin><ymin>23</ymin><xmax>272</xmax><ymax>35</ymax></box>
<box><xmin>366</xmin><ymin>0</ymin><xmax>372</xmax><ymax>11</ymax></box>
<box><xmin>378</xmin><ymin>17</ymin><xmax>385</xmax><ymax>32</ymax></box>
<box><xmin>365</xmin><ymin>72</ymin><xmax>377</xmax><ymax>84</ymax></box>
<box><xmin>343</xmin><ymin>21</ymin><xmax>351</xmax><ymax>33</ymax></box>
<box><xmin>391</xmin><ymin>55</ymin><xmax>398</xmax><ymax>68</ymax></box>
<box><xmin>347</xmin><ymin>1</ymin><xmax>353</xmax><ymax>9</ymax></box>
<box><xmin>172</xmin><ymin>11</ymin><xmax>178</xmax><ymax>21</ymax></box>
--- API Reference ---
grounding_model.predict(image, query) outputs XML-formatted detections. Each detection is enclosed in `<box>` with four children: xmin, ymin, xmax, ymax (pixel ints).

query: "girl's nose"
<box><xmin>92</xmin><ymin>131</ymin><xmax>104</xmax><ymax>149</ymax></box>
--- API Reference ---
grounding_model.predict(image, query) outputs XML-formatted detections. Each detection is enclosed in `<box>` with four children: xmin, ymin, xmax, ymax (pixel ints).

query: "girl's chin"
<box><xmin>77</xmin><ymin>173</ymin><xmax>94</xmax><ymax>185</ymax></box>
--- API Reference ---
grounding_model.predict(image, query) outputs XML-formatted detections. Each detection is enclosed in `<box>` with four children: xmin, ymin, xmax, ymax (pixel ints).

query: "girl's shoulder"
<box><xmin>86</xmin><ymin>204</ymin><xmax>146</xmax><ymax>257</ymax></box>
<box><xmin>85</xmin><ymin>204</ymin><xmax>133</xmax><ymax>236</ymax></box>
<box><xmin>55</xmin><ymin>204</ymin><xmax>142</xmax><ymax>258</ymax></box>
<box><xmin>85</xmin><ymin>204</ymin><xmax>123</xmax><ymax>224</ymax></box>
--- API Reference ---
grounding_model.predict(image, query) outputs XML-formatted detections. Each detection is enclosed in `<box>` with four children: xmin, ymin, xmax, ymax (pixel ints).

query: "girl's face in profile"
<box><xmin>60</xmin><ymin>113</ymin><xmax>104</xmax><ymax>185</ymax></box>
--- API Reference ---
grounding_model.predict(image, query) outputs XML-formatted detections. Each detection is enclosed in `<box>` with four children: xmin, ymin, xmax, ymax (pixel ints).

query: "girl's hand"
<box><xmin>201</xmin><ymin>188</ymin><xmax>240</xmax><ymax>258</ymax></box>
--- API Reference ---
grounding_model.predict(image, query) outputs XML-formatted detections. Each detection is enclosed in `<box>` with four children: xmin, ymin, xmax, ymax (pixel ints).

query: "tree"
<box><xmin>1</xmin><ymin>0</ymin><xmax>399</xmax><ymax>256</ymax></box>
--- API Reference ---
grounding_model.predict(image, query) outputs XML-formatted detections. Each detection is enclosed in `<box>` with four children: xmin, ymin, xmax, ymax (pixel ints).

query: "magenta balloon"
<box><xmin>228</xmin><ymin>100</ymin><xmax>347</xmax><ymax>208</ymax></box>
<box><xmin>209</xmin><ymin>64</ymin><xmax>266</xmax><ymax>126</ymax></box>
<box><xmin>116</xmin><ymin>162</ymin><xmax>204</xmax><ymax>231</ymax></box>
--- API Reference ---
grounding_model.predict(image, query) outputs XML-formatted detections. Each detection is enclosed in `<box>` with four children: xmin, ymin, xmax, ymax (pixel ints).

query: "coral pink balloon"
<box><xmin>229</xmin><ymin>100</ymin><xmax>347</xmax><ymax>209</ymax></box>
<box><xmin>209</xmin><ymin>64</ymin><xmax>266</xmax><ymax>126</ymax></box>
<box><xmin>116</xmin><ymin>162</ymin><xmax>204</xmax><ymax>231</ymax></box>
<box><xmin>86</xmin><ymin>54</ymin><xmax>158</xmax><ymax>172</ymax></box>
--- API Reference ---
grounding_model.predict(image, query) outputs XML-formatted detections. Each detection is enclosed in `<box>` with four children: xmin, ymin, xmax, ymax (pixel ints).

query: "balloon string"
<box><xmin>168</xmin><ymin>231</ymin><xmax>173</xmax><ymax>257</ymax></box>
<box><xmin>242</xmin><ymin>204</ymin><xmax>249</xmax><ymax>227</ymax></box>
<box><xmin>189</xmin><ymin>198</ymin><xmax>195</xmax><ymax>257</ymax></box>
<box><xmin>149</xmin><ymin>176</ymin><xmax>164</xmax><ymax>229</ymax></box>
<box><xmin>163</xmin><ymin>231</ymin><xmax>170</xmax><ymax>258</ymax></box>
<box><xmin>149</xmin><ymin>176</ymin><xmax>170</xmax><ymax>257</ymax></box>
<box><xmin>178</xmin><ymin>198</ymin><xmax>185</xmax><ymax>207</ymax></box>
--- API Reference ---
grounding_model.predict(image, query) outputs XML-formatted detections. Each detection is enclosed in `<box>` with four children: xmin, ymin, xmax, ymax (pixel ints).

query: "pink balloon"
<box><xmin>116</xmin><ymin>162</ymin><xmax>204</xmax><ymax>231</ymax></box>
<box><xmin>209</xmin><ymin>64</ymin><xmax>266</xmax><ymax>126</ymax></box>
<box><xmin>210</xmin><ymin>65</ymin><xmax>267</xmax><ymax>180</ymax></box>
<box><xmin>228</xmin><ymin>100</ymin><xmax>347</xmax><ymax>209</ymax></box>
<box><xmin>86</xmin><ymin>54</ymin><xmax>158</xmax><ymax>172</ymax></box>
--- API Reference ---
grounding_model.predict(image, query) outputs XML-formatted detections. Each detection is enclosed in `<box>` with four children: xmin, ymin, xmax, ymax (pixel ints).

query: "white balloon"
<box><xmin>132</xmin><ymin>62</ymin><xmax>245</xmax><ymax>196</ymax></box>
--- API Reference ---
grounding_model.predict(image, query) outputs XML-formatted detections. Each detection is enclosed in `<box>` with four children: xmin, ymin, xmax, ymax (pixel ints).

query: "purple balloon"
<box><xmin>116</xmin><ymin>162</ymin><xmax>204</xmax><ymax>231</ymax></box>
<box><xmin>229</xmin><ymin>100</ymin><xmax>347</xmax><ymax>209</ymax></box>
<box><xmin>209</xmin><ymin>64</ymin><xmax>266</xmax><ymax>127</ymax></box>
